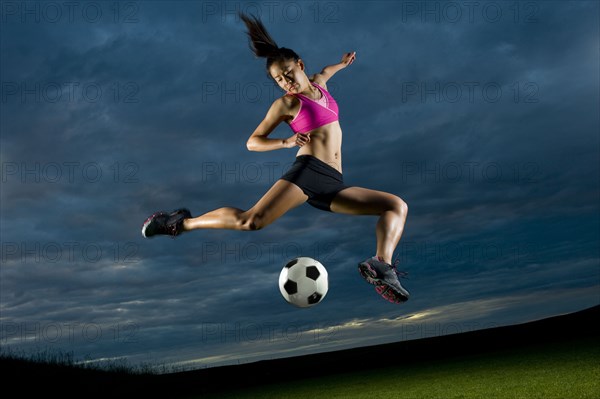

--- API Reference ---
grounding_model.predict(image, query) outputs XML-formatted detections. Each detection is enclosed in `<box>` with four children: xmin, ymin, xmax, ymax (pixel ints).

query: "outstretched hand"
<box><xmin>341</xmin><ymin>51</ymin><xmax>356</xmax><ymax>67</ymax></box>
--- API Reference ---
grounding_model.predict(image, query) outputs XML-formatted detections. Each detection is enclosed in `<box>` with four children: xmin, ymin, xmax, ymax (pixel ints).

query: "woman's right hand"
<box><xmin>285</xmin><ymin>133</ymin><xmax>311</xmax><ymax>148</ymax></box>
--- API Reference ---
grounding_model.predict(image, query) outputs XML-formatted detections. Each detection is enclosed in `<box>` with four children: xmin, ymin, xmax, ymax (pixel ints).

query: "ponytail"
<box><xmin>239</xmin><ymin>12</ymin><xmax>279</xmax><ymax>58</ymax></box>
<box><xmin>239</xmin><ymin>12</ymin><xmax>300</xmax><ymax>78</ymax></box>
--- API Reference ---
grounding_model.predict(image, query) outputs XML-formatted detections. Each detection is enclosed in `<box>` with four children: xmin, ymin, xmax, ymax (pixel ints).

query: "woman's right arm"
<box><xmin>246</xmin><ymin>98</ymin><xmax>309</xmax><ymax>152</ymax></box>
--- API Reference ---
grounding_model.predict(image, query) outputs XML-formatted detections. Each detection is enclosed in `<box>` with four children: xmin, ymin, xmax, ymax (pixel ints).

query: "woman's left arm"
<box><xmin>312</xmin><ymin>51</ymin><xmax>356</xmax><ymax>84</ymax></box>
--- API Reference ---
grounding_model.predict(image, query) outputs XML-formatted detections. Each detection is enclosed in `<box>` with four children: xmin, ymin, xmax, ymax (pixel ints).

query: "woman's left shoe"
<box><xmin>141</xmin><ymin>208</ymin><xmax>191</xmax><ymax>238</ymax></box>
<box><xmin>358</xmin><ymin>256</ymin><xmax>410</xmax><ymax>303</ymax></box>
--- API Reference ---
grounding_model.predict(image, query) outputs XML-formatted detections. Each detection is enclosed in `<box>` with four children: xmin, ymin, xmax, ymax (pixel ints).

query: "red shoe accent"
<box><xmin>375</xmin><ymin>285</ymin><xmax>404</xmax><ymax>304</ymax></box>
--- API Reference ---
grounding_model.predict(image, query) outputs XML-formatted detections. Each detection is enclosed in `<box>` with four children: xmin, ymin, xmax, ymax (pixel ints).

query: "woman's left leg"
<box><xmin>329</xmin><ymin>187</ymin><xmax>408</xmax><ymax>264</ymax></box>
<box><xmin>330</xmin><ymin>187</ymin><xmax>410</xmax><ymax>303</ymax></box>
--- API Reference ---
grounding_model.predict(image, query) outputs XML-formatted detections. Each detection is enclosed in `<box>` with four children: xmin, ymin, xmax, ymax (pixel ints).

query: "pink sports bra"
<box><xmin>287</xmin><ymin>82</ymin><xmax>339</xmax><ymax>134</ymax></box>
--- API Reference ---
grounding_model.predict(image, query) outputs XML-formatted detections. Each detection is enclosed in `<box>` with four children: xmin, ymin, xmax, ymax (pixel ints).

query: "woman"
<box><xmin>141</xmin><ymin>13</ymin><xmax>410</xmax><ymax>304</ymax></box>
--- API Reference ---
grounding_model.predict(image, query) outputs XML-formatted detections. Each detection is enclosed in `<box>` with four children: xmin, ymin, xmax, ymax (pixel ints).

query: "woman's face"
<box><xmin>269</xmin><ymin>58</ymin><xmax>308</xmax><ymax>93</ymax></box>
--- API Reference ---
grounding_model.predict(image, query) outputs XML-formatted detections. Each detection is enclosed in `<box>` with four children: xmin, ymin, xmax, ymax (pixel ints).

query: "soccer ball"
<box><xmin>279</xmin><ymin>257</ymin><xmax>329</xmax><ymax>308</ymax></box>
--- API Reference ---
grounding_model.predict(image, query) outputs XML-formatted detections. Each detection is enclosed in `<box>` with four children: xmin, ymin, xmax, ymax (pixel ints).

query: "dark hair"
<box><xmin>239</xmin><ymin>12</ymin><xmax>300</xmax><ymax>79</ymax></box>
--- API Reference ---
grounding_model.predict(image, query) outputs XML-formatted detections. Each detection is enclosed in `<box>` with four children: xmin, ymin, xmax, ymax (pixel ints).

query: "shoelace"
<box><xmin>167</xmin><ymin>223</ymin><xmax>178</xmax><ymax>239</ymax></box>
<box><xmin>390</xmin><ymin>258</ymin><xmax>409</xmax><ymax>280</ymax></box>
<box><xmin>166</xmin><ymin>209</ymin><xmax>191</xmax><ymax>239</ymax></box>
<box><xmin>166</xmin><ymin>214</ymin><xmax>182</xmax><ymax>239</ymax></box>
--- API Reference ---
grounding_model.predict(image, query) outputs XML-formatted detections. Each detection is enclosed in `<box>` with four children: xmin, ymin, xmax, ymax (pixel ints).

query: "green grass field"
<box><xmin>197</xmin><ymin>338</ymin><xmax>600</xmax><ymax>399</ymax></box>
<box><xmin>3</xmin><ymin>307</ymin><xmax>598</xmax><ymax>397</ymax></box>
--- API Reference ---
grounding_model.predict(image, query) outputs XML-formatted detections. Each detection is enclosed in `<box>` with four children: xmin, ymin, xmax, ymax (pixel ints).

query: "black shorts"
<box><xmin>280</xmin><ymin>155</ymin><xmax>350</xmax><ymax>212</ymax></box>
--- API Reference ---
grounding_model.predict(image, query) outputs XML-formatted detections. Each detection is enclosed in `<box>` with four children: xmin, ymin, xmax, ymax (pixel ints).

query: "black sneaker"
<box><xmin>358</xmin><ymin>256</ymin><xmax>410</xmax><ymax>303</ymax></box>
<box><xmin>141</xmin><ymin>208</ymin><xmax>192</xmax><ymax>238</ymax></box>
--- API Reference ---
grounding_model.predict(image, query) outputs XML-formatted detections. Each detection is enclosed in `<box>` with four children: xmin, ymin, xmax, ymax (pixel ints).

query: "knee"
<box><xmin>239</xmin><ymin>212</ymin><xmax>266</xmax><ymax>231</ymax></box>
<box><xmin>392</xmin><ymin>196</ymin><xmax>408</xmax><ymax>217</ymax></box>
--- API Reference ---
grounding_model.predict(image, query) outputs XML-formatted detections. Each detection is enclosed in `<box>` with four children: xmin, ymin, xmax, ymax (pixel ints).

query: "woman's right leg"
<box><xmin>182</xmin><ymin>179</ymin><xmax>308</xmax><ymax>232</ymax></box>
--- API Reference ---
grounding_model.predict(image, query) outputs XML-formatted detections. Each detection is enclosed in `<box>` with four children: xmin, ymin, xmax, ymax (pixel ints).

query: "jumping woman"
<box><xmin>141</xmin><ymin>13</ymin><xmax>410</xmax><ymax>303</ymax></box>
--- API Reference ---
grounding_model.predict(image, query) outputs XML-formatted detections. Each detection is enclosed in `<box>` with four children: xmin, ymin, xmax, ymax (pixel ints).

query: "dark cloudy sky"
<box><xmin>1</xmin><ymin>0</ymin><xmax>598</xmax><ymax>370</ymax></box>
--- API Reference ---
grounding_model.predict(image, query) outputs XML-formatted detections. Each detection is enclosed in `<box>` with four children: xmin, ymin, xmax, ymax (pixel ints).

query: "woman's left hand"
<box><xmin>341</xmin><ymin>51</ymin><xmax>356</xmax><ymax>67</ymax></box>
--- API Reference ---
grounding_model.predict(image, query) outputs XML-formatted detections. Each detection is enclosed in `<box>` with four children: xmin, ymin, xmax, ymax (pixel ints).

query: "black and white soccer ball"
<box><xmin>279</xmin><ymin>257</ymin><xmax>329</xmax><ymax>308</ymax></box>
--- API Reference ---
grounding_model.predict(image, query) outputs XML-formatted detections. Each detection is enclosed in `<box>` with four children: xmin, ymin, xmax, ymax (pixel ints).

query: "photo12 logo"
<box><xmin>397</xmin><ymin>240</ymin><xmax>539</xmax><ymax>266</ymax></box>
<box><xmin>0</xmin><ymin>1</ymin><xmax>140</xmax><ymax>24</ymax></box>
<box><xmin>200</xmin><ymin>1</ymin><xmax>340</xmax><ymax>23</ymax></box>
<box><xmin>200</xmin><ymin>81</ymin><xmax>341</xmax><ymax>104</ymax></box>
<box><xmin>198</xmin><ymin>321</ymin><xmax>338</xmax><ymax>344</ymax></box>
<box><xmin>1</xmin><ymin>81</ymin><xmax>140</xmax><ymax>104</ymax></box>
<box><xmin>400</xmin><ymin>1</ymin><xmax>540</xmax><ymax>24</ymax></box>
<box><xmin>1</xmin><ymin>241</ymin><xmax>140</xmax><ymax>265</ymax></box>
<box><xmin>198</xmin><ymin>240</ymin><xmax>339</xmax><ymax>265</ymax></box>
<box><xmin>401</xmin><ymin>81</ymin><xmax>539</xmax><ymax>104</ymax></box>
<box><xmin>1</xmin><ymin>322</ymin><xmax>139</xmax><ymax>344</ymax></box>
<box><xmin>400</xmin><ymin>161</ymin><xmax>541</xmax><ymax>185</ymax></box>
<box><xmin>1</xmin><ymin>161</ymin><xmax>139</xmax><ymax>184</ymax></box>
